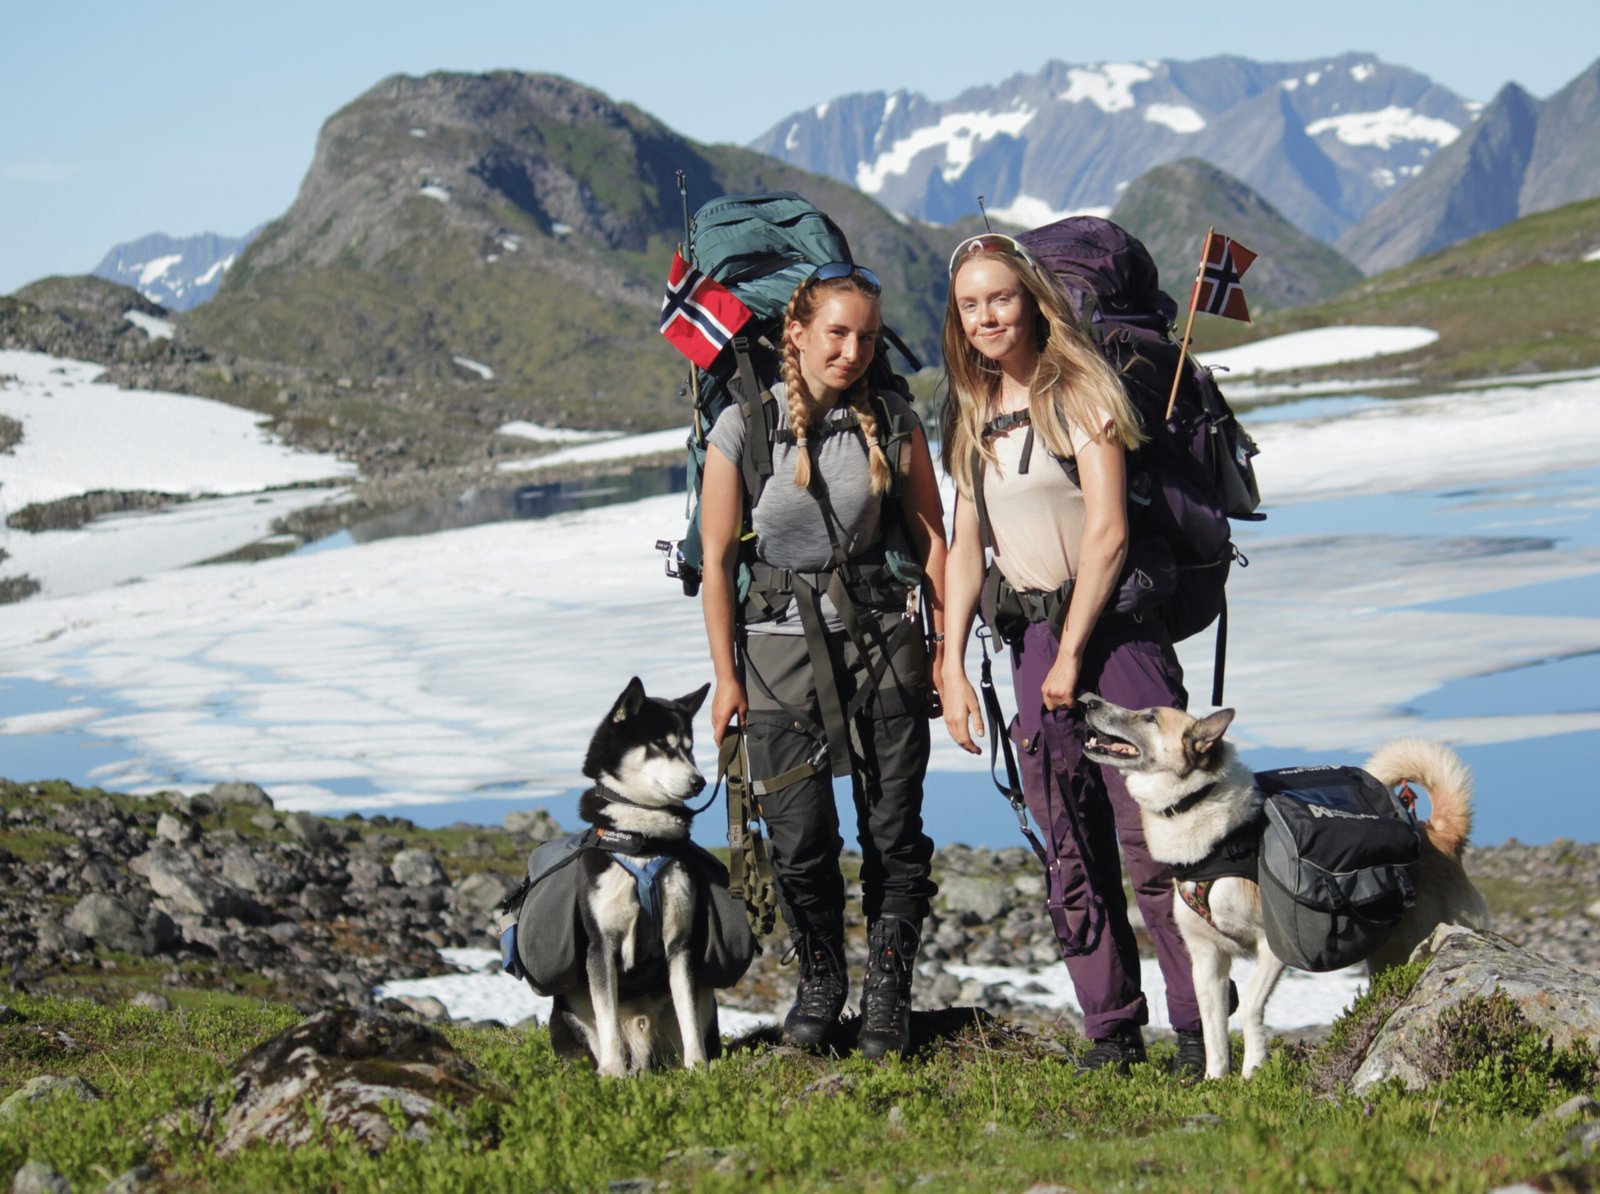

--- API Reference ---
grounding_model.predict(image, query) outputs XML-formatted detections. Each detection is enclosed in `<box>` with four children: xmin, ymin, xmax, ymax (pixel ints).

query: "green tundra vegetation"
<box><xmin>1</xmin><ymin>964</ymin><xmax>1596</xmax><ymax>1193</ymax></box>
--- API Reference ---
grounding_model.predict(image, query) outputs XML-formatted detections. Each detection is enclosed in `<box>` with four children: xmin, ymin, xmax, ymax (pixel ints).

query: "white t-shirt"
<box><xmin>980</xmin><ymin>413</ymin><xmax>1106</xmax><ymax>593</ymax></box>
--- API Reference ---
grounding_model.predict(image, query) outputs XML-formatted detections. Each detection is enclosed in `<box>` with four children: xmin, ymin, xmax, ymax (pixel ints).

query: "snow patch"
<box><xmin>1282</xmin><ymin>78</ymin><xmax>1300</xmax><ymax>92</ymax></box>
<box><xmin>784</xmin><ymin>122</ymin><xmax>800</xmax><ymax>151</ymax></box>
<box><xmin>1200</xmin><ymin>326</ymin><xmax>1438</xmax><ymax>377</ymax></box>
<box><xmin>410</xmin><ymin>128</ymin><xmax>427</xmax><ymax>138</ymax></box>
<box><xmin>496</xmin><ymin>423</ymin><xmax>619</xmax><ymax>445</ymax></box>
<box><xmin>1306</xmin><ymin>107</ymin><xmax>1461</xmax><ymax>150</ymax></box>
<box><xmin>194</xmin><ymin>255</ymin><xmax>234</xmax><ymax>286</ymax></box>
<box><xmin>1058</xmin><ymin>63</ymin><xmax>1153</xmax><ymax>113</ymax></box>
<box><xmin>0</xmin><ymin>350</ymin><xmax>353</xmax><ymax>516</ymax></box>
<box><xmin>124</xmin><ymin>310</ymin><xmax>174</xmax><ymax>340</ymax></box>
<box><xmin>498</xmin><ymin>427</ymin><xmax>687</xmax><ymax>471</ymax></box>
<box><xmin>452</xmin><ymin>356</ymin><xmax>493</xmax><ymax>381</ymax></box>
<box><xmin>419</xmin><ymin>184</ymin><xmax>451</xmax><ymax>203</ymax></box>
<box><xmin>950</xmin><ymin>960</ymin><xmax>1367</xmax><ymax>1032</ymax></box>
<box><xmin>1143</xmin><ymin>103</ymin><xmax>1206</xmax><ymax>133</ymax></box>
<box><xmin>1304</xmin><ymin>71</ymin><xmax>1323</xmax><ymax>87</ymax></box>
<box><xmin>813</xmin><ymin>101</ymin><xmax>830</xmax><ymax>120</ymax></box>
<box><xmin>550</xmin><ymin>222</ymin><xmax>572</xmax><ymax>237</ymax></box>
<box><xmin>137</xmin><ymin>255</ymin><xmax>183</xmax><ymax>287</ymax></box>
<box><xmin>856</xmin><ymin>107</ymin><xmax>1036</xmax><ymax>193</ymax></box>
<box><xmin>1583</xmin><ymin>247</ymin><xmax>1600</xmax><ymax>263</ymax></box>
<box><xmin>984</xmin><ymin>195</ymin><xmax>1105</xmax><ymax>227</ymax></box>
<box><xmin>1350</xmin><ymin>62</ymin><xmax>1376</xmax><ymax>83</ymax></box>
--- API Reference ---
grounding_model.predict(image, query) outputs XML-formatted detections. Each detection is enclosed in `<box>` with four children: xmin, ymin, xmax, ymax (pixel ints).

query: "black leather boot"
<box><xmin>859</xmin><ymin>918</ymin><xmax>920</xmax><ymax>1060</ymax></box>
<box><xmin>783</xmin><ymin>925</ymin><xmax>848</xmax><ymax>1048</ymax></box>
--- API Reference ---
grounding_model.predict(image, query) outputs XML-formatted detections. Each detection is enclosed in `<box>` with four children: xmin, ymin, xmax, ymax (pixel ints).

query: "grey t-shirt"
<box><xmin>708</xmin><ymin>382</ymin><xmax>918</xmax><ymax>633</ymax></box>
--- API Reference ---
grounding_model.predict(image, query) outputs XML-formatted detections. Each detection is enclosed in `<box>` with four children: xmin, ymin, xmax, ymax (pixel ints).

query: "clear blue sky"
<box><xmin>3</xmin><ymin>0</ymin><xmax>1596</xmax><ymax>296</ymax></box>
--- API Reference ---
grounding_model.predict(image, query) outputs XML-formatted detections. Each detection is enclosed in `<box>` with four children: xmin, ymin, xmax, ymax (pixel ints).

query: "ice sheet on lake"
<box><xmin>1</xmin><ymin>360</ymin><xmax>1598</xmax><ymax>831</ymax></box>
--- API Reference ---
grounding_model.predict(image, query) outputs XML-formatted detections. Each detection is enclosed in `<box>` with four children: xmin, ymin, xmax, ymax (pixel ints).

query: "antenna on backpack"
<box><xmin>977</xmin><ymin>195</ymin><xmax>993</xmax><ymax>232</ymax></box>
<box><xmin>675</xmin><ymin>170</ymin><xmax>693</xmax><ymax>264</ymax></box>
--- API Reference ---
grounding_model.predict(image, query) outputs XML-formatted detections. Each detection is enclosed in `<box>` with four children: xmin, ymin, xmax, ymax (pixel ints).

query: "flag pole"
<box><xmin>1165</xmin><ymin>225</ymin><xmax>1212</xmax><ymax>422</ymax></box>
<box><xmin>675</xmin><ymin>170</ymin><xmax>702</xmax><ymax>413</ymax></box>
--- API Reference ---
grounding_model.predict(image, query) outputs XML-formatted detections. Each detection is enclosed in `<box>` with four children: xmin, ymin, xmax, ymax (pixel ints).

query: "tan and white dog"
<box><xmin>1081</xmin><ymin>693</ymin><xmax>1489</xmax><ymax>1079</ymax></box>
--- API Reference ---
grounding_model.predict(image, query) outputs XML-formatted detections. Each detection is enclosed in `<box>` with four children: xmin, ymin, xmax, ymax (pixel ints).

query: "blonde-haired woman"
<box><xmin>701</xmin><ymin>262</ymin><xmax>947</xmax><ymax>1059</ymax></box>
<box><xmin>939</xmin><ymin>234</ymin><xmax>1206</xmax><ymax>1077</ymax></box>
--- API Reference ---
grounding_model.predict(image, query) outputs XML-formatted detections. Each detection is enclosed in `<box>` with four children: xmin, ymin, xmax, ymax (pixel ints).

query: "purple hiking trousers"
<box><xmin>1009</xmin><ymin>617</ymin><xmax>1201</xmax><ymax>1038</ymax></box>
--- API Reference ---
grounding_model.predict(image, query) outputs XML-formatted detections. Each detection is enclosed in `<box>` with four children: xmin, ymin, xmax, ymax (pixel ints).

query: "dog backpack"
<box><xmin>1254</xmin><ymin>766</ymin><xmax>1420</xmax><ymax>972</ymax></box>
<box><xmin>654</xmin><ymin>191</ymin><xmax>924</xmax><ymax>601</ymax></box>
<box><xmin>1015</xmin><ymin>215</ymin><xmax>1264</xmax><ymax>703</ymax></box>
<box><xmin>496</xmin><ymin>830</ymin><xmax>755</xmax><ymax>997</ymax></box>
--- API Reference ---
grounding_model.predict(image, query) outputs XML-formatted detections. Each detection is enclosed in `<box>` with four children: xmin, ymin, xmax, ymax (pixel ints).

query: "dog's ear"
<box><xmin>610</xmin><ymin>676</ymin><xmax>647</xmax><ymax>724</ymax></box>
<box><xmin>678</xmin><ymin>682</ymin><xmax>711</xmax><ymax>717</ymax></box>
<box><xmin>1188</xmin><ymin>707</ymin><xmax>1236</xmax><ymax>757</ymax></box>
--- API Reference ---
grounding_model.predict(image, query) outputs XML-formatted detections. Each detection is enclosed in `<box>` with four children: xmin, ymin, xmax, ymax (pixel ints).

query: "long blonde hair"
<box><xmin>939</xmin><ymin>249</ymin><xmax>1143</xmax><ymax>499</ymax></box>
<box><xmin>781</xmin><ymin>274</ymin><xmax>893</xmax><ymax>494</ymax></box>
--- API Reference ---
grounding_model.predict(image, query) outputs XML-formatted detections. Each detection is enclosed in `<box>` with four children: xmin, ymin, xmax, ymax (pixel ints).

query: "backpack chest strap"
<box><xmin>611</xmin><ymin>853</ymin><xmax>675</xmax><ymax>925</ymax></box>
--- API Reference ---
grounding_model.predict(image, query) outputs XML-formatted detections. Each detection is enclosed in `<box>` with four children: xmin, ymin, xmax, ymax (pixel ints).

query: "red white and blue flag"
<box><xmin>659</xmin><ymin>249</ymin><xmax>752</xmax><ymax>369</ymax></box>
<box><xmin>1191</xmin><ymin>230</ymin><xmax>1256</xmax><ymax>323</ymax></box>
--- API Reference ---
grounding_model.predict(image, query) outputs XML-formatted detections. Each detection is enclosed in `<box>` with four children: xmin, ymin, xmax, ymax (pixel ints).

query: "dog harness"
<box><xmin>1164</xmin><ymin>788</ymin><xmax>1263</xmax><ymax>930</ymax></box>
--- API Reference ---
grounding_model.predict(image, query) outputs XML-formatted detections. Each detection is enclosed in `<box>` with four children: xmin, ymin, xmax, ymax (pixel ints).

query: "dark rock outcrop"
<box><xmin>201</xmin><ymin>1007</ymin><xmax>497</xmax><ymax>1156</ymax></box>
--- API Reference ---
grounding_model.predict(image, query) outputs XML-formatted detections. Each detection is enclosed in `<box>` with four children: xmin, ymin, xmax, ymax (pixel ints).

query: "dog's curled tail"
<box><xmin>1363</xmin><ymin>738</ymin><xmax>1473</xmax><ymax>857</ymax></box>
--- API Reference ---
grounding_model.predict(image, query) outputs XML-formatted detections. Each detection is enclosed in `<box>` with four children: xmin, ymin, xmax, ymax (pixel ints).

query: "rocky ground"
<box><xmin>3</xmin><ymin>779</ymin><xmax>1595</xmax><ymax>1039</ymax></box>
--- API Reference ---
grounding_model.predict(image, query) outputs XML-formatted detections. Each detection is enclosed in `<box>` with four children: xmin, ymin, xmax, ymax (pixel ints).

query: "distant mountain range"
<box><xmin>1338</xmin><ymin>62</ymin><xmax>1600</xmax><ymax>272</ymax></box>
<box><xmin>754</xmin><ymin>54</ymin><xmax>1478</xmax><ymax>245</ymax></box>
<box><xmin>91</xmin><ymin>230</ymin><xmax>259</xmax><ymax>311</ymax></box>
<box><xmin>754</xmin><ymin>53</ymin><xmax>1600</xmax><ymax>274</ymax></box>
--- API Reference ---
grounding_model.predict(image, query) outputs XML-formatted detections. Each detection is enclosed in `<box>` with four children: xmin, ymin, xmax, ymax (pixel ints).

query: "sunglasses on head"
<box><xmin>947</xmin><ymin>233</ymin><xmax>1038</xmax><ymax>276</ymax></box>
<box><xmin>805</xmin><ymin>261</ymin><xmax>882</xmax><ymax>293</ymax></box>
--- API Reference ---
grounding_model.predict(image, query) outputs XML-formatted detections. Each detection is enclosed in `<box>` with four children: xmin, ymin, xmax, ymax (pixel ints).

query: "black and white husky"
<box><xmin>548</xmin><ymin>676</ymin><xmax>716</xmax><ymax>1077</ymax></box>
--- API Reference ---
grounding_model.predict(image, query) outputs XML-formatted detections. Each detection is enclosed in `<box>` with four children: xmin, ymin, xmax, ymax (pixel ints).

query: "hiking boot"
<box><xmin>1172</xmin><ymin>1029</ymin><xmax>1207</xmax><ymax>1080</ymax></box>
<box><xmin>859</xmin><ymin>918</ymin><xmax>920</xmax><ymax>1060</ymax></box>
<box><xmin>783</xmin><ymin>928</ymin><xmax>847</xmax><ymax>1049</ymax></box>
<box><xmin>1077</xmin><ymin>1024</ymin><xmax>1147</xmax><ymax>1073</ymax></box>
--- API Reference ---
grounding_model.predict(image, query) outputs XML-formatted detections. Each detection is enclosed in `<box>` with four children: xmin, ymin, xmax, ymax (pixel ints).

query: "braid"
<box><xmin>849</xmin><ymin>383</ymin><xmax>893</xmax><ymax>495</ymax></box>
<box><xmin>781</xmin><ymin>289</ymin><xmax>814</xmax><ymax>490</ymax></box>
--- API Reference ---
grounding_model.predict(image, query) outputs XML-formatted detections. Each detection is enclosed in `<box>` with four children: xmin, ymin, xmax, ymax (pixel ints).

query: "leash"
<box><xmin>976</xmin><ymin>625</ymin><xmax>1105</xmax><ymax>958</ymax></box>
<box><xmin>976</xmin><ymin>627</ymin><xmax>1050</xmax><ymax>869</ymax></box>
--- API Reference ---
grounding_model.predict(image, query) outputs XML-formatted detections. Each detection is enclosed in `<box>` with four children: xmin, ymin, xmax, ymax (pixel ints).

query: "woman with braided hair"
<box><xmin>700</xmin><ymin>263</ymin><xmax>947</xmax><ymax>1059</ymax></box>
<box><xmin>938</xmin><ymin>234</ymin><xmax>1209</xmax><ymax>1078</ymax></box>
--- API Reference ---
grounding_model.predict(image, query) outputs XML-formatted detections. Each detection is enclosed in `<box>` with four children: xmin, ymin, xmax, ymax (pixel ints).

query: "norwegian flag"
<box><xmin>659</xmin><ymin>249</ymin><xmax>752</xmax><ymax>370</ymax></box>
<box><xmin>1191</xmin><ymin>230</ymin><xmax>1257</xmax><ymax>323</ymax></box>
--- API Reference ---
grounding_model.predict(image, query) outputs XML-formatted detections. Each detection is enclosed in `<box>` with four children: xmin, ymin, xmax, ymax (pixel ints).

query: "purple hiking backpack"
<box><xmin>1018</xmin><ymin>216</ymin><xmax>1263</xmax><ymax>702</ymax></box>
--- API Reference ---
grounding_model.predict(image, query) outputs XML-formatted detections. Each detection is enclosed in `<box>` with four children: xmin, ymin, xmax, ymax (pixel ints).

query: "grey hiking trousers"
<box><xmin>740</xmin><ymin>609</ymin><xmax>937</xmax><ymax>934</ymax></box>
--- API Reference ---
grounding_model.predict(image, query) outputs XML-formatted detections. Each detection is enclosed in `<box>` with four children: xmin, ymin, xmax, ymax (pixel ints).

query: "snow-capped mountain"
<box><xmin>91</xmin><ymin>229</ymin><xmax>259</xmax><ymax>311</ymax></box>
<box><xmin>752</xmin><ymin>53</ymin><xmax>1478</xmax><ymax>245</ymax></box>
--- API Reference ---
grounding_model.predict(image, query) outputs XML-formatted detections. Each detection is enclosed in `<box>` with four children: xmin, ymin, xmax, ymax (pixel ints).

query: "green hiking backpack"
<box><xmin>653</xmin><ymin>191</ymin><xmax>924</xmax><ymax>600</ymax></box>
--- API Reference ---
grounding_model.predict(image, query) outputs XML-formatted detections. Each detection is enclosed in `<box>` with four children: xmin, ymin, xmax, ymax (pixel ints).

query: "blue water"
<box><xmin>6</xmin><ymin>463</ymin><xmax>1598</xmax><ymax>848</ymax></box>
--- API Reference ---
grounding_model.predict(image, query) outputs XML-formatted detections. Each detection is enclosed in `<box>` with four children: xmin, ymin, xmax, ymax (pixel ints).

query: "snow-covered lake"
<box><xmin>4</xmin><ymin>342</ymin><xmax>1598</xmax><ymax>848</ymax></box>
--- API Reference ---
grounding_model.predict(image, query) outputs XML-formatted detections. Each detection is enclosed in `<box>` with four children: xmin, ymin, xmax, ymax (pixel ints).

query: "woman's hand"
<box><xmin>1040</xmin><ymin>648</ymin><xmax>1082</xmax><ymax>712</ymax></box>
<box><xmin>940</xmin><ymin>667</ymin><xmax>985</xmax><ymax>754</ymax></box>
<box><xmin>710</xmin><ymin>678</ymin><xmax>748</xmax><ymax>746</ymax></box>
